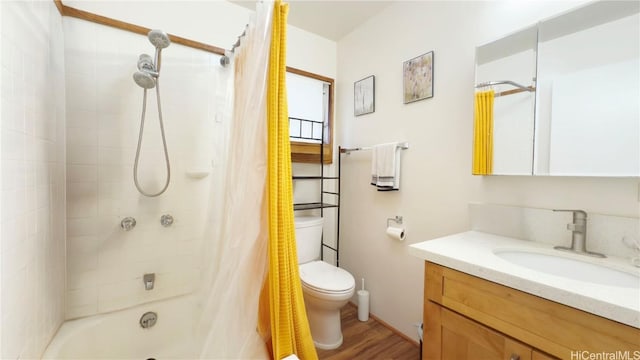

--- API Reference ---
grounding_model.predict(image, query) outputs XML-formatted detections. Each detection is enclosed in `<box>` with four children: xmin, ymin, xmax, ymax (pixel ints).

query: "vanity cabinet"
<box><xmin>422</xmin><ymin>262</ymin><xmax>640</xmax><ymax>360</ymax></box>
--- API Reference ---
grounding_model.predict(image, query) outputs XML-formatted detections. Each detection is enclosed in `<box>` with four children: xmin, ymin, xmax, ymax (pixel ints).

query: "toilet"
<box><xmin>295</xmin><ymin>216</ymin><xmax>355</xmax><ymax>350</ymax></box>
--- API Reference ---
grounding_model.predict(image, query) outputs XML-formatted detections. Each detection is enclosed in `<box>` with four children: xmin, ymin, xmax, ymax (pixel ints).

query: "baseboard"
<box><xmin>347</xmin><ymin>302</ymin><xmax>420</xmax><ymax>348</ymax></box>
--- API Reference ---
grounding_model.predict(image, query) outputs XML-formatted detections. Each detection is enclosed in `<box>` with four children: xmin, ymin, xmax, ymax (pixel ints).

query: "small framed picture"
<box><xmin>354</xmin><ymin>75</ymin><xmax>375</xmax><ymax>116</ymax></box>
<box><xmin>403</xmin><ymin>51</ymin><xmax>434</xmax><ymax>104</ymax></box>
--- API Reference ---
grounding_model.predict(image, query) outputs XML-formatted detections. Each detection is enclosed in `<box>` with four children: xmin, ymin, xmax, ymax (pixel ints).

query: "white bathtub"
<box><xmin>42</xmin><ymin>295</ymin><xmax>200</xmax><ymax>359</ymax></box>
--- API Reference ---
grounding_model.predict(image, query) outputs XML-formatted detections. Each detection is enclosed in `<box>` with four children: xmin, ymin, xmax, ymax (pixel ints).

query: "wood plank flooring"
<box><xmin>317</xmin><ymin>304</ymin><xmax>420</xmax><ymax>360</ymax></box>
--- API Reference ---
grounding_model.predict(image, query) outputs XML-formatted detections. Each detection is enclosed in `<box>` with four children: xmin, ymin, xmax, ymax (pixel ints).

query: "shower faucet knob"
<box><xmin>121</xmin><ymin>217</ymin><xmax>136</xmax><ymax>231</ymax></box>
<box><xmin>160</xmin><ymin>214</ymin><xmax>174</xmax><ymax>227</ymax></box>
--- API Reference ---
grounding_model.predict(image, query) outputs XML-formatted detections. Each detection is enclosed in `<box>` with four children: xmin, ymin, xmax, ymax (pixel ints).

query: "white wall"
<box><xmin>336</xmin><ymin>0</ymin><xmax>639</xmax><ymax>341</ymax></box>
<box><xmin>0</xmin><ymin>1</ymin><xmax>67</xmax><ymax>358</ymax></box>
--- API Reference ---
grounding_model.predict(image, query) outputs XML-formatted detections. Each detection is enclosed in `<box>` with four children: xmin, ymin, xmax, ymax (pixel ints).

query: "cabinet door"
<box><xmin>532</xmin><ymin>350</ymin><xmax>558</xmax><ymax>360</ymax></box>
<box><xmin>440</xmin><ymin>308</ymin><xmax>532</xmax><ymax>360</ymax></box>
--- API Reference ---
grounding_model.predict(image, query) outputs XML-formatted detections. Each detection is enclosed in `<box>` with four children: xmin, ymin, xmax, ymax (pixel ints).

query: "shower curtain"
<box><xmin>473</xmin><ymin>90</ymin><xmax>494</xmax><ymax>175</ymax></box>
<box><xmin>197</xmin><ymin>1</ymin><xmax>273</xmax><ymax>358</ymax></box>
<box><xmin>258</xmin><ymin>1</ymin><xmax>318</xmax><ymax>359</ymax></box>
<box><xmin>198</xmin><ymin>1</ymin><xmax>316</xmax><ymax>359</ymax></box>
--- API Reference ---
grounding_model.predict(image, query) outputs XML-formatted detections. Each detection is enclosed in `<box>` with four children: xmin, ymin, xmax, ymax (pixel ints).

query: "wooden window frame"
<box><xmin>287</xmin><ymin>67</ymin><xmax>334</xmax><ymax>165</ymax></box>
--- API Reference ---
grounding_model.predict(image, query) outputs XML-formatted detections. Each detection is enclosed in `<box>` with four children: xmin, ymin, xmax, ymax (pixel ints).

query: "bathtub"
<box><xmin>42</xmin><ymin>295</ymin><xmax>200</xmax><ymax>359</ymax></box>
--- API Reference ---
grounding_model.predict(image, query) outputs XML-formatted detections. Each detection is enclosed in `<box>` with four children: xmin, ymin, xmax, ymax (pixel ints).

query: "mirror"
<box><xmin>474</xmin><ymin>1</ymin><xmax>640</xmax><ymax>177</ymax></box>
<box><xmin>474</xmin><ymin>26</ymin><xmax>537</xmax><ymax>175</ymax></box>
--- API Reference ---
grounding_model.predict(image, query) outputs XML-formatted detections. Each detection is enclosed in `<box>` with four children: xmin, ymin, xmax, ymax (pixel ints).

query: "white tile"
<box><xmin>98</xmin><ymin>146</ymin><xmax>135</xmax><ymax>166</ymax></box>
<box><xmin>98</xmin><ymin>165</ymin><xmax>129</xmax><ymax>183</ymax></box>
<box><xmin>97</xmin><ymin>279</ymin><xmax>141</xmax><ymax>313</ymax></box>
<box><xmin>1</xmin><ymin>129</ymin><xmax>25</xmax><ymax>160</ymax></box>
<box><xmin>66</xmin><ymin>127</ymin><xmax>98</xmax><ymax>148</ymax></box>
<box><xmin>67</xmin><ymin>144</ymin><xmax>98</xmax><ymax>165</ymax></box>
<box><xmin>98</xmin><ymin>127</ymin><xmax>137</xmax><ymax>148</ymax></box>
<box><xmin>66</xmin><ymin>109</ymin><xmax>97</xmax><ymax>130</ymax></box>
<box><xmin>66</xmin><ymin>181</ymin><xmax>98</xmax><ymax>218</ymax></box>
<box><xmin>67</xmin><ymin>218</ymin><xmax>99</xmax><ymax>237</ymax></box>
<box><xmin>67</xmin><ymin>235</ymin><xmax>100</xmax><ymax>255</ymax></box>
<box><xmin>66</xmin><ymin>287</ymin><xmax>98</xmax><ymax>308</ymax></box>
<box><xmin>67</xmin><ymin>164</ymin><xmax>98</xmax><ymax>182</ymax></box>
<box><xmin>66</xmin><ymin>303</ymin><xmax>98</xmax><ymax>320</ymax></box>
<box><xmin>67</xmin><ymin>251</ymin><xmax>98</xmax><ymax>273</ymax></box>
<box><xmin>65</xmin><ymin>73</ymin><xmax>97</xmax><ymax>112</ymax></box>
<box><xmin>67</xmin><ymin>270</ymin><xmax>98</xmax><ymax>291</ymax></box>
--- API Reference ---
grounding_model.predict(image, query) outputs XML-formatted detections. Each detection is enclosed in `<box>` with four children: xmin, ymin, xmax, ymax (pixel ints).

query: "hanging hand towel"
<box><xmin>370</xmin><ymin>142</ymin><xmax>400</xmax><ymax>191</ymax></box>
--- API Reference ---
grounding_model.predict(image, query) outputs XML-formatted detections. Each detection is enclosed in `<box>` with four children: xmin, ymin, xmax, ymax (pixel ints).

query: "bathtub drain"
<box><xmin>140</xmin><ymin>311</ymin><xmax>158</xmax><ymax>329</ymax></box>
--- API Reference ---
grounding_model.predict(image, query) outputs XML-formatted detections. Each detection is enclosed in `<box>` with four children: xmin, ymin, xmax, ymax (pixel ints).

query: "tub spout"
<box><xmin>143</xmin><ymin>273</ymin><xmax>155</xmax><ymax>290</ymax></box>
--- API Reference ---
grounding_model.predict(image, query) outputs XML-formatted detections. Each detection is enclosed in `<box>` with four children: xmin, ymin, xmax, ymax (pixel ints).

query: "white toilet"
<box><xmin>295</xmin><ymin>216</ymin><xmax>355</xmax><ymax>350</ymax></box>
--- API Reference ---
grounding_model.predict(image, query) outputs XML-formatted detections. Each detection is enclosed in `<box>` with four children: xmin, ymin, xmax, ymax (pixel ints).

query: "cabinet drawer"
<box><xmin>425</xmin><ymin>262</ymin><xmax>640</xmax><ymax>358</ymax></box>
<box><xmin>441</xmin><ymin>307</ymin><xmax>534</xmax><ymax>360</ymax></box>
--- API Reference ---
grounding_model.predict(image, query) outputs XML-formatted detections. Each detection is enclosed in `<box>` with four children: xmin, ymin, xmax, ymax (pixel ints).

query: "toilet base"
<box><xmin>313</xmin><ymin>334</ymin><xmax>343</xmax><ymax>350</ymax></box>
<box><xmin>303</xmin><ymin>290</ymin><xmax>352</xmax><ymax>351</ymax></box>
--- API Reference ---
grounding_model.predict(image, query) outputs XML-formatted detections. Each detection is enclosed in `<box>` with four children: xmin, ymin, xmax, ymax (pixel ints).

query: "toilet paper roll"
<box><xmin>357</xmin><ymin>290</ymin><xmax>369</xmax><ymax>322</ymax></box>
<box><xmin>386</xmin><ymin>226</ymin><xmax>406</xmax><ymax>241</ymax></box>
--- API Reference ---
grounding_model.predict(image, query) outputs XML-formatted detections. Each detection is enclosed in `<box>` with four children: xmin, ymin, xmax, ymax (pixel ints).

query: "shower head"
<box><xmin>148</xmin><ymin>29</ymin><xmax>171</xmax><ymax>49</ymax></box>
<box><xmin>133</xmin><ymin>71</ymin><xmax>156</xmax><ymax>89</ymax></box>
<box><xmin>137</xmin><ymin>54</ymin><xmax>154</xmax><ymax>71</ymax></box>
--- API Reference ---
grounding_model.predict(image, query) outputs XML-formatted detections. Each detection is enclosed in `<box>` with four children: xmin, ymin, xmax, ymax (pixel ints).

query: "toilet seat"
<box><xmin>300</xmin><ymin>261</ymin><xmax>355</xmax><ymax>295</ymax></box>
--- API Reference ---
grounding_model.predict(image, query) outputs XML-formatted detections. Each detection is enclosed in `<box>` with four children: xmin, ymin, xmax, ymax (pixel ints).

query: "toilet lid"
<box><xmin>300</xmin><ymin>261</ymin><xmax>355</xmax><ymax>293</ymax></box>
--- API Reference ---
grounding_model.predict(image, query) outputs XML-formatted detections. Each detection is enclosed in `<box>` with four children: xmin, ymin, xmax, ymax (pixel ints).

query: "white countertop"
<box><xmin>409</xmin><ymin>231</ymin><xmax>640</xmax><ymax>329</ymax></box>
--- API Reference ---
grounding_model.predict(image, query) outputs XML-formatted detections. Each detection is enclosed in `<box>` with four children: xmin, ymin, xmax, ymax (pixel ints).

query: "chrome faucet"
<box><xmin>143</xmin><ymin>273</ymin><xmax>155</xmax><ymax>290</ymax></box>
<box><xmin>553</xmin><ymin>209</ymin><xmax>605</xmax><ymax>258</ymax></box>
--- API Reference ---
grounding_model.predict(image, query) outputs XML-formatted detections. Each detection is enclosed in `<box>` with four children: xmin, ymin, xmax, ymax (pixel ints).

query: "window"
<box><xmin>287</xmin><ymin>67</ymin><xmax>334</xmax><ymax>164</ymax></box>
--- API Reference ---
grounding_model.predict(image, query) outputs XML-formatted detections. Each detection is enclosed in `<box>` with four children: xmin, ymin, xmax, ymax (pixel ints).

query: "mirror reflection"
<box><xmin>535</xmin><ymin>1</ymin><xmax>639</xmax><ymax>176</ymax></box>
<box><xmin>474</xmin><ymin>26</ymin><xmax>537</xmax><ymax>175</ymax></box>
<box><xmin>473</xmin><ymin>1</ymin><xmax>640</xmax><ymax>177</ymax></box>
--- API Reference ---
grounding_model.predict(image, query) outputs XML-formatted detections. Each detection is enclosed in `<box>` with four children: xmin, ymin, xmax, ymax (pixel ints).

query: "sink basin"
<box><xmin>494</xmin><ymin>249</ymin><xmax>640</xmax><ymax>289</ymax></box>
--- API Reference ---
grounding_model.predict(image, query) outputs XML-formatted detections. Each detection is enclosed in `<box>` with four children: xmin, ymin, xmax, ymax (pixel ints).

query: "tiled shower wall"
<box><xmin>1</xmin><ymin>1</ymin><xmax>67</xmax><ymax>358</ymax></box>
<box><xmin>63</xmin><ymin>18</ymin><xmax>227</xmax><ymax>318</ymax></box>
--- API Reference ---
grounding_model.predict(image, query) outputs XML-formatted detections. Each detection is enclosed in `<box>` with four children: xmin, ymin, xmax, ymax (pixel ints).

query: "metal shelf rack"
<box><xmin>291</xmin><ymin>117</ymin><xmax>341</xmax><ymax>266</ymax></box>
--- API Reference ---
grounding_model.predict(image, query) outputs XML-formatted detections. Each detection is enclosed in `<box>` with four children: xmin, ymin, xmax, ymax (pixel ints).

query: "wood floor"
<box><xmin>317</xmin><ymin>304</ymin><xmax>420</xmax><ymax>360</ymax></box>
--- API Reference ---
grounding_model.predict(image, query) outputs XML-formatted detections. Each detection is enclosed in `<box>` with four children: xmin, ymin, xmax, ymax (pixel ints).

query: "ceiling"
<box><xmin>229</xmin><ymin>1</ymin><xmax>395</xmax><ymax>41</ymax></box>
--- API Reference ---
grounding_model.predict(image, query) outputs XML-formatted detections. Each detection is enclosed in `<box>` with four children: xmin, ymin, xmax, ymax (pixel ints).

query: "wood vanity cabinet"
<box><xmin>422</xmin><ymin>262</ymin><xmax>640</xmax><ymax>360</ymax></box>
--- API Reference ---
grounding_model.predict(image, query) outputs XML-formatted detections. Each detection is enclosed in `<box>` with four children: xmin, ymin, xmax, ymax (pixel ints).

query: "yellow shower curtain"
<box><xmin>258</xmin><ymin>1</ymin><xmax>318</xmax><ymax>359</ymax></box>
<box><xmin>472</xmin><ymin>90</ymin><xmax>494</xmax><ymax>175</ymax></box>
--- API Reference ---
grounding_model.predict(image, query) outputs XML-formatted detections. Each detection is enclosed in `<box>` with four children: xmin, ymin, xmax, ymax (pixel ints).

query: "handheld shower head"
<box><xmin>137</xmin><ymin>53</ymin><xmax>159</xmax><ymax>78</ymax></box>
<box><xmin>148</xmin><ymin>29</ymin><xmax>171</xmax><ymax>49</ymax></box>
<box><xmin>137</xmin><ymin>54</ymin><xmax>154</xmax><ymax>71</ymax></box>
<box><xmin>133</xmin><ymin>71</ymin><xmax>156</xmax><ymax>89</ymax></box>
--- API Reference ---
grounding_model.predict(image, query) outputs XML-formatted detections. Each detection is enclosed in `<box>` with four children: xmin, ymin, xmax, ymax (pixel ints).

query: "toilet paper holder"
<box><xmin>387</xmin><ymin>216</ymin><xmax>403</xmax><ymax>227</ymax></box>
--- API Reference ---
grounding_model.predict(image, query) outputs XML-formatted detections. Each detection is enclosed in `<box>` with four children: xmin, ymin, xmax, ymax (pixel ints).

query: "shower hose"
<box><xmin>133</xmin><ymin>80</ymin><xmax>171</xmax><ymax>197</ymax></box>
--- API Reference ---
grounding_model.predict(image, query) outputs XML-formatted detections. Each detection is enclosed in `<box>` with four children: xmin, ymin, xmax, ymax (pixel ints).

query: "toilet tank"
<box><xmin>294</xmin><ymin>216</ymin><xmax>324</xmax><ymax>264</ymax></box>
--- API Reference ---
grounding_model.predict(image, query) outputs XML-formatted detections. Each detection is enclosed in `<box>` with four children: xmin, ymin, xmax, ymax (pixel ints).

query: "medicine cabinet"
<box><xmin>474</xmin><ymin>1</ymin><xmax>640</xmax><ymax>177</ymax></box>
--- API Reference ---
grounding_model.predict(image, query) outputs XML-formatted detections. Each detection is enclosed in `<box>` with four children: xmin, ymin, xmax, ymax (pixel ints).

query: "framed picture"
<box><xmin>354</xmin><ymin>75</ymin><xmax>375</xmax><ymax>116</ymax></box>
<box><xmin>403</xmin><ymin>51</ymin><xmax>434</xmax><ymax>104</ymax></box>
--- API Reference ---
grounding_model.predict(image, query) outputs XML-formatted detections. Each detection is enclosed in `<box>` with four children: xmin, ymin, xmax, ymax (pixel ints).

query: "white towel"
<box><xmin>370</xmin><ymin>142</ymin><xmax>401</xmax><ymax>191</ymax></box>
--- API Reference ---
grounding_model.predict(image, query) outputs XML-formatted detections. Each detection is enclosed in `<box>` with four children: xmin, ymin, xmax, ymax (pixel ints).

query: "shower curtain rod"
<box><xmin>475</xmin><ymin>80</ymin><xmax>536</xmax><ymax>97</ymax></box>
<box><xmin>54</xmin><ymin>0</ymin><xmax>229</xmax><ymax>56</ymax></box>
<box><xmin>53</xmin><ymin>0</ymin><xmax>315</xmax><ymax>76</ymax></box>
<box><xmin>340</xmin><ymin>142</ymin><xmax>410</xmax><ymax>154</ymax></box>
